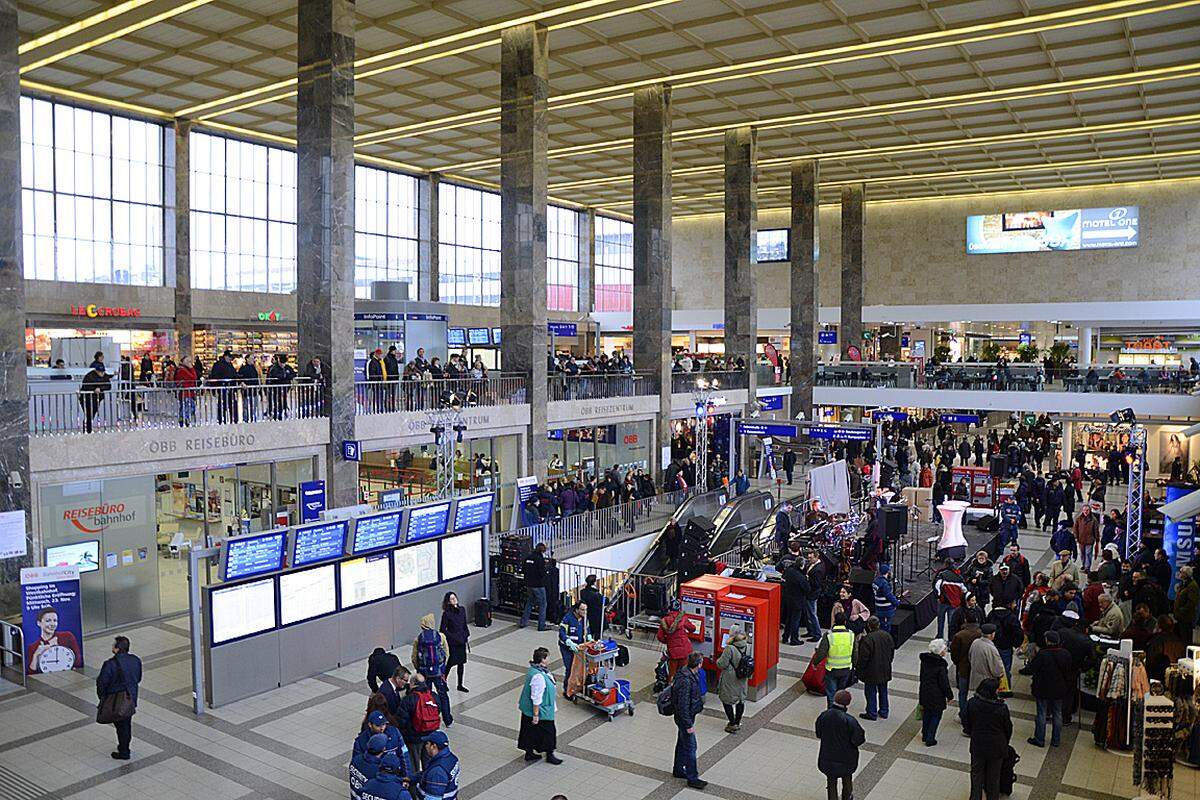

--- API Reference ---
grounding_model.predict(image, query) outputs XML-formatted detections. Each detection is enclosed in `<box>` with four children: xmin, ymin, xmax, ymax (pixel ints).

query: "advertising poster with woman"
<box><xmin>20</xmin><ymin>566</ymin><xmax>84</xmax><ymax>675</ymax></box>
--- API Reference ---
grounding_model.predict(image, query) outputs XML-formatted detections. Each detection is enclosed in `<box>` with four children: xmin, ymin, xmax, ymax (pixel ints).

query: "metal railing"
<box><xmin>548</xmin><ymin>371</ymin><xmax>657</xmax><ymax>401</ymax></box>
<box><xmin>556</xmin><ymin>561</ymin><xmax>680</xmax><ymax>640</ymax></box>
<box><xmin>355</xmin><ymin>375</ymin><xmax>528</xmax><ymax>415</ymax></box>
<box><xmin>815</xmin><ymin>362</ymin><xmax>917</xmax><ymax>388</ymax></box>
<box><xmin>671</xmin><ymin>369</ymin><xmax>748</xmax><ymax>393</ymax></box>
<box><xmin>0</xmin><ymin>621</ymin><xmax>26</xmax><ymax>690</ymax></box>
<box><xmin>28</xmin><ymin>381</ymin><xmax>325</xmax><ymax>435</ymax></box>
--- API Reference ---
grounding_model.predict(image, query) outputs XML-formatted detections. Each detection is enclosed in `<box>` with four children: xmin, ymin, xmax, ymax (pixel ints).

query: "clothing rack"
<box><xmin>1095</xmin><ymin>639</ymin><xmax>1143</xmax><ymax>752</ymax></box>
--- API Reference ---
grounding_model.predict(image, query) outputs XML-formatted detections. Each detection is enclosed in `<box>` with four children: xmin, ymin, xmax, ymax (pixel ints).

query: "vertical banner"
<box><xmin>1163</xmin><ymin>484</ymin><xmax>1197</xmax><ymax>598</ymax></box>
<box><xmin>21</xmin><ymin>566</ymin><xmax>84</xmax><ymax>675</ymax></box>
<box><xmin>300</xmin><ymin>480</ymin><xmax>327</xmax><ymax>523</ymax></box>
<box><xmin>510</xmin><ymin>475</ymin><xmax>540</xmax><ymax>530</ymax></box>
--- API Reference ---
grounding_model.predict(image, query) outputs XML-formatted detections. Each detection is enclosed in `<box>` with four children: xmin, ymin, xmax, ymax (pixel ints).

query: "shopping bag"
<box><xmin>802</xmin><ymin>658</ymin><xmax>827</xmax><ymax>695</ymax></box>
<box><xmin>566</xmin><ymin>651</ymin><xmax>587</xmax><ymax>698</ymax></box>
<box><xmin>998</xmin><ymin>672</ymin><xmax>1011</xmax><ymax>695</ymax></box>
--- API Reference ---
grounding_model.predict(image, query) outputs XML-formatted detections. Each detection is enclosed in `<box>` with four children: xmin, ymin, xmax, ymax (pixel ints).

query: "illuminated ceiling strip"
<box><xmin>182</xmin><ymin>0</ymin><xmax>681</xmax><ymax>119</ymax></box>
<box><xmin>357</xmin><ymin>0</ymin><xmax>1195</xmax><ymax>148</ymax></box>
<box><xmin>450</xmin><ymin>62</ymin><xmax>1200</xmax><ymax>173</ymax></box>
<box><xmin>19</xmin><ymin>79</ymin><xmax>172</xmax><ymax>119</ymax></box>
<box><xmin>671</xmin><ymin>175</ymin><xmax>1200</xmax><ymax>220</ymax></box>
<box><xmin>19</xmin><ymin>0</ymin><xmax>161</xmax><ymax>53</ymax></box>
<box><xmin>20</xmin><ymin>0</ymin><xmax>217</xmax><ymax>74</ymax></box>
<box><xmin>593</xmin><ymin>149</ymin><xmax>1200</xmax><ymax>208</ymax></box>
<box><xmin>549</xmin><ymin>113</ymin><xmax>1200</xmax><ymax>190</ymax></box>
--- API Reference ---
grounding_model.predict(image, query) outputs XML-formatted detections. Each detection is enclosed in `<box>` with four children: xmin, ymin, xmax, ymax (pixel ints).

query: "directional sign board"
<box><xmin>941</xmin><ymin>413</ymin><xmax>981</xmax><ymax>425</ymax></box>
<box><xmin>805</xmin><ymin>424</ymin><xmax>874</xmax><ymax>442</ymax></box>
<box><xmin>871</xmin><ymin>410</ymin><xmax>909</xmax><ymax>423</ymax></box>
<box><xmin>737</xmin><ymin>421</ymin><xmax>799</xmax><ymax>438</ymax></box>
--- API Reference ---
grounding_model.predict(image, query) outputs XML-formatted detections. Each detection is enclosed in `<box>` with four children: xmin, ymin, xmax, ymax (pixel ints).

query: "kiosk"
<box><xmin>680</xmin><ymin>574</ymin><xmax>781</xmax><ymax>701</ymax></box>
<box><xmin>679</xmin><ymin>575</ymin><xmax>724</xmax><ymax>662</ymax></box>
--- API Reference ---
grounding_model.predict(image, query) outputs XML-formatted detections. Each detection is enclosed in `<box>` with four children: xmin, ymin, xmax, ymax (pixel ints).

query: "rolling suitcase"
<box><xmin>473</xmin><ymin>598</ymin><xmax>492</xmax><ymax>628</ymax></box>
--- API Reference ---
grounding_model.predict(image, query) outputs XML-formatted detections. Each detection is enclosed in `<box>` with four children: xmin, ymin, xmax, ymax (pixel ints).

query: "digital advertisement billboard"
<box><xmin>966</xmin><ymin>206</ymin><xmax>1138</xmax><ymax>254</ymax></box>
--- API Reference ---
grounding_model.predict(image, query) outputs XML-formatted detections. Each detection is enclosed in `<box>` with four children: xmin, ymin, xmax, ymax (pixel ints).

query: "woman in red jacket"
<box><xmin>658</xmin><ymin>601</ymin><xmax>694</xmax><ymax>682</ymax></box>
<box><xmin>173</xmin><ymin>355</ymin><xmax>198</xmax><ymax>427</ymax></box>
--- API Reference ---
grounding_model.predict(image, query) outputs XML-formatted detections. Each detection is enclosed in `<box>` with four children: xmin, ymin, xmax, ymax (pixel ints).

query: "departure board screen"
<box><xmin>453</xmin><ymin>494</ymin><xmax>494</xmax><ymax>532</ymax></box>
<box><xmin>211</xmin><ymin>578</ymin><xmax>277</xmax><ymax>644</ymax></box>
<box><xmin>351</xmin><ymin>511</ymin><xmax>402</xmax><ymax>554</ymax></box>
<box><xmin>340</xmin><ymin>553</ymin><xmax>391</xmax><ymax>608</ymax></box>
<box><xmin>291</xmin><ymin>521</ymin><xmax>348</xmax><ymax>567</ymax></box>
<box><xmin>222</xmin><ymin>530</ymin><xmax>287</xmax><ymax>581</ymax></box>
<box><xmin>279</xmin><ymin>565</ymin><xmax>337</xmax><ymax>625</ymax></box>
<box><xmin>405</xmin><ymin>502</ymin><xmax>451</xmax><ymax>543</ymax></box>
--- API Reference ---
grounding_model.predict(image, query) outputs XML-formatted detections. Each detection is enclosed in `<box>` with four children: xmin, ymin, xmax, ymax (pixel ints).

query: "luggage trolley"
<box><xmin>570</xmin><ymin>640</ymin><xmax>634</xmax><ymax>721</ymax></box>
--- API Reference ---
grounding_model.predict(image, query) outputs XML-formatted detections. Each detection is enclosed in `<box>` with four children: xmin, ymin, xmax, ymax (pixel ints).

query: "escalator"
<box><xmin>705</xmin><ymin>491</ymin><xmax>775</xmax><ymax>557</ymax></box>
<box><xmin>629</xmin><ymin>488</ymin><xmax>730</xmax><ymax>578</ymax></box>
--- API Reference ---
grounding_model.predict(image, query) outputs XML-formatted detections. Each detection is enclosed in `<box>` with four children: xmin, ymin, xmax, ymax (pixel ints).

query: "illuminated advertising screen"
<box><xmin>339</xmin><ymin>553</ymin><xmax>391</xmax><ymax>608</ymax></box>
<box><xmin>393</xmin><ymin>541</ymin><xmax>439</xmax><ymax>595</ymax></box>
<box><xmin>221</xmin><ymin>529</ymin><xmax>287</xmax><ymax>582</ymax></box>
<box><xmin>351</xmin><ymin>511</ymin><xmax>402</xmax><ymax>554</ymax></box>
<box><xmin>45</xmin><ymin>541</ymin><xmax>100</xmax><ymax>573</ymax></box>
<box><xmin>291</xmin><ymin>521</ymin><xmax>348</xmax><ymax>567</ymax></box>
<box><xmin>279</xmin><ymin>564</ymin><xmax>337</xmax><ymax>626</ymax></box>
<box><xmin>211</xmin><ymin>578</ymin><xmax>277</xmax><ymax>645</ymax></box>
<box><xmin>966</xmin><ymin>206</ymin><xmax>1138</xmax><ymax>254</ymax></box>
<box><xmin>405</xmin><ymin>502</ymin><xmax>451</xmax><ymax>543</ymax></box>
<box><xmin>441</xmin><ymin>530</ymin><xmax>483</xmax><ymax>580</ymax></box>
<box><xmin>453</xmin><ymin>494</ymin><xmax>494</xmax><ymax>532</ymax></box>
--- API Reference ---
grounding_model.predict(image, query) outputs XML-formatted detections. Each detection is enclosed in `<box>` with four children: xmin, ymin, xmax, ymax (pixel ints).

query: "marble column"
<box><xmin>418</xmin><ymin>172</ymin><xmax>439</xmax><ymax>301</ymax></box>
<box><xmin>578</xmin><ymin>208</ymin><xmax>595</xmax><ymax>313</ymax></box>
<box><xmin>296</xmin><ymin>0</ymin><xmax>358</xmax><ymax>507</ymax></box>
<box><xmin>789</xmin><ymin>160</ymin><xmax>818</xmax><ymax>419</ymax></box>
<box><xmin>724</xmin><ymin>126</ymin><xmax>758</xmax><ymax>395</ymax></box>
<box><xmin>840</xmin><ymin>184</ymin><xmax>864</xmax><ymax>361</ymax></box>
<box><xmin>171</xmin><ymin>120</ymin><xmax>193</xmax><ymax>358</ymax></box>
<box><xmin>0</xmin><ymin>0</ymin><xmax>31</xmax><ymax>606</ymax></box>
<box><xmin>632</xmin><ymin>85</ymin><xmax>672</xmax><ymax>477</ymax></box>
<box><xmin>500</xmin><ymin>23</ymin><xmax>549</xmax><ymax>477</ymax></box>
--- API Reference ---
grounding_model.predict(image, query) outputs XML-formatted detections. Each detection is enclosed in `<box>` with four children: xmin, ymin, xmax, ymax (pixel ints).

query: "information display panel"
<box><xmin>467</xmin><ymin>328</ymin><xmax>490</xmax><ymax>346</ymax></box>
<box><xmin>441</xmin><ymin>530</ymin><xmax>483</xmax><ymax>580</ymax></box>
<box><xmin>279</xmin><ymin>564</ymin><xmax>337</xmax><ymax>626</ymax></box>
<box><xmin>351</xmin><ymin>511</ymin><xmax>402</xmax><ymax>555</ymax></box>
<box><xmin>221</xmin><ymin>529</ymin><xmax>287</xmax><ymax>582</ymax></box>
<box><xmin>211</xmin><ymin>578</ymin><xmax>277</xmax><ymax>645</ymax></box>
<box><xmin>339</xmin><ymin>553</ymin><xmax>391</xmax><ymax>608</ymax></box>
<box><xmin>45</xmin><ymin>540</ymin><xmax>100</xmax><ymax>573</ymax></box>
<box><xmin>452</xmin><ymin>494</ymin><xmax>494</xmax><ymax>533</ymax></box>
<box><xmin>393</xmin><ymin>541</ymin><xmax>439</xmax><ymax>595</ymax></box>
<box><xmin>447</xmin><ymin>328</ymin><xmax>466</xmax><ymax>346</ymax></box>
<box><xmin>405</xmin><ymin>502</ymin><xmax>451</xmax><ymax>543</ymax></box>
<box><xmin>290</xmin><ymin>521</ymin><xmax>348</xmax><ymax>567</ymax></box>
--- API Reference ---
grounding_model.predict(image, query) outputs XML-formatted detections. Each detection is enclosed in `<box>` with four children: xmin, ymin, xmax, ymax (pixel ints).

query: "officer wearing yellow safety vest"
<box><xmin>811</xmin><ymin>612</ymin><xmax>859</xmax><ymax>707</ymax></box>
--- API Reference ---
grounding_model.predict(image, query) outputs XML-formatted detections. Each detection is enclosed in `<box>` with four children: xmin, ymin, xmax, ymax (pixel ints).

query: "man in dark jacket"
<box><xmin>963</xmin><ymin>678</ymin><xmax>1013</xmax><ymax>800</ymax></box>
<box><xmin>208</xmin><ymin>351</ymin><xmax>238</xmax><ymax>423</ymax></box>
<box><xmin>579</xmin><ymin>574</ymin><xmax>605</xmax><ymax>641</ymax></box>
<box><xmin>815</xmin><ymin>688</ymin><xmax>866</xmax><ymax>800</ymax></box>
<box><xmin>1025</xmin><ymin>630</ymin><xmax>1072</xmax><ymax>747</ymax></box>
<box><xmin>950</xmin><ymin>621</ymin><xmax>982</xmax><ymax>729</ymax></box>
<box><xmin>984</xmin><ymin>600</ymin><xmax>1024</xmax><ymax>687</ymax></box>
<box><xmin>78</xmin><ymin>365</ymin><xmax>112</xmax><ymax>433</ymax></box>
<box><xmin>378</xmin><ymin>665</ymin><xmax>410</xmax><ymax>719</ymax></box>
<box><xmin>782</xmin><ymin>546</ymin><xmax>811</xmax><ymax>646</ymax></box>
<box><xmin>1001</xmin><ymin>543</ymin><xmax>1032</xmax><ymax>589</ymax></box>
<box><xmin>519</xmin><ymin>543</ymin><xmax>549</xmax><ymax>631</ymax></box>
<box><xmin>1051</xmin><ymin>611</ymin><xmax>1093</xmax><ymax>724</ymax></box>
<box><xmin>774</xmin><ymin>503</ymin><xmax>793</xmax><ymax>553</ymax></box>
<box><xmin>783</xmin><ymin>448</ymin><xmax>798</xmax><ymax>485</ymax></box>
<box><xmin>855</xmin><ymin>617</ymin><xmax>894</xmax><ymax>721</ymax></box>
<box><xmin>803</xmin><ymin>551</ymin><xmax>827</xmax><ymax>642</ymax></box>
<box><xmin>989</xmin><ymin>563</ymin><xmax>1024</xmax><ymax>610</ymax></box>
<box><xmin>96</xmin><ymin>635</ymin><xmax>142</xmax><ymax>760</ymax></box>
<box><xmin>670</xmin><ymin>652</ymin><xmax>707</xmax><ymax>789</ymax></box>
<box><xmin>368</xmin><ymin>647</ymin><xmax>402</xmax><ymax>693</ymax></box>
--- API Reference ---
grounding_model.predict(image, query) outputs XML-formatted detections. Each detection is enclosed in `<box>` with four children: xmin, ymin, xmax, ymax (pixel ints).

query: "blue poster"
<box><xmin>300</xmin><ymin>480</ymin><xmax>326</xmax><ymax>523</ymax></box>
<box><xmin>20</xmin><ymin>566</ymin><xmax>84</xmax><ymax>675</ymax></box>
<box><xmin>1163</xmin><ymin>484</ymin><xmax>1196</xmax><ymax>598</ymax></box>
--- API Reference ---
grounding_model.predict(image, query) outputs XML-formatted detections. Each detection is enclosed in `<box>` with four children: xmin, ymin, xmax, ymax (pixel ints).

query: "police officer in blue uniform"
<box><xmin>418</xmin><ymin>731</ymin><xmax>459</xmax><ymax>800</ymax></box>
<box><xmin>872</xmin><ymin>564</ymin><xmax>900</xmax><ymax>632</ymax></box>
<box><xmin>360</xmin><ymin>751</ymin><xmax>412</xmax><ymax>800</ymax></box>
<box><xmin>998</xmin><ymin>493</ymin><xmax>1021</xmax><ymax>548</ymax></box>
<box><xmin>350</xmin><ymin>733</ymin><xmax>387</xmax><ymax>800</ymax></box>
<box><xmin>354</xmin><ymin>711</ymin><xmax>407</xmax><ymax>765</ymax></box>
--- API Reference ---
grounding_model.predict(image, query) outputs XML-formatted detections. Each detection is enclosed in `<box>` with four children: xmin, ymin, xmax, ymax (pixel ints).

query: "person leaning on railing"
<box><xmin>173</xmin><ymin>356</ymin><xmax>199</xmax><ymax>427</ymax></box>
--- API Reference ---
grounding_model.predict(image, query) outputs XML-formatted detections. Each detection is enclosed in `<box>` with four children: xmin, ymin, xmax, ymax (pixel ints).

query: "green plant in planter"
<box><xmin>933</xmin><ymin>344</ymin><xmax>952</xmax><ymax>363</ymax></box>
<box><xmin>979</xmin><ymin>341</ymin><xmax>1002</xmax><ymax>362</ymax></box>
<box><xmin>1015</xmin><ymin>344</ymin><xmax>1040</xmax><ymax>363</ymax></box>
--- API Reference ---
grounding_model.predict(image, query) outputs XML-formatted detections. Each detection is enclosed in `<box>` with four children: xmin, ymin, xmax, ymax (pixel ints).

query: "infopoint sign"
<box><xmin>966</xmin><ymin>206</ymin><xmax>1138</xmax><ymax>254</ymax></box>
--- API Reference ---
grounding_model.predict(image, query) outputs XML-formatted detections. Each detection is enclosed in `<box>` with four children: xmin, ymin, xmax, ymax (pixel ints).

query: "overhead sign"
<box><xmin>1123</xmin><ymin>336</ymin><xmax>1175</xmax><ymax>352</ymax></box>
<box><xmin>806</xmin><ymin>424</ymin><xmax>873</xmax><ymax>442</ymax></box>
<box><xmin>966</xmin><ymin>206</ymin><xmax>1139</xmax><ymax>253</ymax></box>
<box><xmin>871</xmin><ymin>410</ymin><xmax>908</xmax><ymax>422</ymax></box>
<box><xmin>69</xmin><ymin>304</ymin><xmax>141</xmax><ymax>318</ymax></box>
<box><xmin>257</xmin><ymin>310</ymin><xmax>282</xmax><ymax>322</ymax></box>
<box><xmin>548</xmin><ymin>322</ymin><xmax>578</xmax><ymax>337</ymax></box>
<box><xmin>300</xmin><ymin>480</ymin><xmax>326</xmax><ymax>523</ymax></box>
<box><xmin>941</xmin><ymin>413</ymin><xmax>980</xmax><ymax>425</ymax></box>
<box><xmin>737</xmin><ymin>421</ymin><xmax>799</xmax><ymax>438</ymax></box>
<box><xmin>341</xmin><ymin>440</ymin><xmax>362</xmax><ymax>462</ymax></box>
<box><xmin>757</xmin><ymin>395</ymin><xmax>784</xmax><ymax>412</ymax></box>
<box><xmin>818</xmin><ymin>330</ymin><xmax>837</xmax><ymax>345</ymax></box>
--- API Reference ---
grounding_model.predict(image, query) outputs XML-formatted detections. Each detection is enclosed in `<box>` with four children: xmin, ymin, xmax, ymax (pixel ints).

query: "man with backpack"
<box><xmin>658</xmin><ymin>652</ymin><xmax>707</xmax><ymax>790</ymax></box>
<box><xmin>411</xmin><ymin>615</ymin><xmax>453</xmax><ymax>727</ymax></box>
<box><xmin>397</xmin><ymin>674</ymin><xmax>443</xmax><ymax>773</ymax></box>
<box><xmin>934</xmin><ymin>559</ymin><xmax>967</xmax><ymax>639</ymax></box>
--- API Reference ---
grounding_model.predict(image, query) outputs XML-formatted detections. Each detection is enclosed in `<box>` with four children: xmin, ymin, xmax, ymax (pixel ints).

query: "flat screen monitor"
<box><xmin>405</xmin><ymin>501</ymin><xmax>451</xmax><ymax>543</ymax></box>
<box><xmin>452</xmin><ymin>494</ymin><xmax>494</xmax><ymax>533</ymax></box>
<box><xmin>350</xmin><ymin>511</ymin><xmax>402</xmax><ymax>555</ymax></box>
<box><xmin>393</xmin><ymin>541</ymin><xmax>439</xmax><ymax>595</ymax></box>
<box><xmin>339</xmin><ymin>553</ymin><xmax>391</xmax><ymax>608</ymax></box>
<box><xmin>290</xmin><ymin>520</ymin><xmax>348</xmax><ymax>568</ymax></box>
<box><xmin>447</xmin><ymin>327</ymin><xmax>466</xmax><ymax>346</ymax></box>
<box><xmin>221</xmin><ymin>529</ymin><xmax>287</xmax><ymax>582</ymax></box>
<box><xmin>210</xmin><ymin>578</ymin><xmax>277</xmax><ymax>645</ymax></box>
<box><xmin>492</xmin><ymin>327</ymin><xmax>502</xmax><ymax>345</ymax></box>
<box><xmin>279</xmin><ymin>564</ymin><xmax>337</xmax><ymax>626</ymax></box>
<box><xmin>441</xmin><ymin>530</ymin><xmax>483</xmax><ymax>580</ymax></box>
<box><xmin>45</xmin><ymin>540</ymin><xmax>100</xmax><ymax>573</ymax></box>
<box><xmin>467</xmin><ymin>327</ymin><xmax>490</xmax><ymax>346</ymax></box>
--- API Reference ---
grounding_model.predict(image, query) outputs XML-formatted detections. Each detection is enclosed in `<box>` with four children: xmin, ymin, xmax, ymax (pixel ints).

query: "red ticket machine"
<box><xmin>679</xmin><ymin>575</ymin><xmax>725</xmax><ymax>663</ymax></box>
<box><xmin>719</xmin><ymin>578</ymin><xmax>781</xmax><ymax>700</ymax></box>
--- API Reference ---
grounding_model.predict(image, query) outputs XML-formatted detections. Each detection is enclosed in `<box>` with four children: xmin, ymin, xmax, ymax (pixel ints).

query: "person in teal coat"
<box><xmin>517</xmin><ymin>647</ymin><xmax>563</xmax><ymax>764</ymax></box>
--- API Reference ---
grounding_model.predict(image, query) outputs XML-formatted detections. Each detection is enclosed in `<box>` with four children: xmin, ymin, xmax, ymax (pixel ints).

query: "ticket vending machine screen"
<box><xmin>719</xmin><ymin>604</ymin><xmax>756</xmax><ymax>653</ymax></box>
<box><xmin>679</xmin><ymin>589</ymin><xmax>716</xmax><ymax>658</ymax></box>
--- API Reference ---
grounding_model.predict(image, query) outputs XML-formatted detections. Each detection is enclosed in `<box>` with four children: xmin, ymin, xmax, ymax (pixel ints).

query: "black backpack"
<box><xmin>656</xmin><ymin>684</ymin><xmax>676</xmax><ymax>716</ymax></box>
<box><xmin>734</xmin><ymin>650</ymin><xmax>755</xmax><ymax>680</ymax></box>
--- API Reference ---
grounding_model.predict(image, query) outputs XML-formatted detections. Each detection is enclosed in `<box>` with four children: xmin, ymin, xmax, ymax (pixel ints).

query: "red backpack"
<box><xmin>412</xmin><ymin>689</ymin><xmax>441</xmax><ymax>734</ymax></box>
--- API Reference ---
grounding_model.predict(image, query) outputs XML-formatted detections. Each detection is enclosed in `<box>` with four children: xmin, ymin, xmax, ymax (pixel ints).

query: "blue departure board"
<box><xmin>222</xmin><ymin>530</ymin><xmax>287</xmax><ymax>581</ymax></box>
<box><xmin>405</xmin><ymin>502</ymin><xmax>452</xmax><ymax>543</ymax></box>
<box><xmin>291</xmin><ymin>521</ymin><xmax>348</xmax><ymax>567</ymax></box>
<box><xmin>352</xmin><ymin>511</ymin><xmax>402</xmax><ymax>554</ymax></box>
<box><xmin>467</xmin><ymin>328</ymin><xmax>490</xmax><ymax>346</ymax></box>
<box><xmin>453</xmin><ymin>494</ymin><xmax>494</xmax><ymax>532</ymax></box>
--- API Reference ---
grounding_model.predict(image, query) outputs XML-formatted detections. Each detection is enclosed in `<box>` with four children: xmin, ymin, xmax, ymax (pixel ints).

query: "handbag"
<box><xmin>96</xmin><ymin>657</ymin><xmax>134</xmax><ymax>724</ymax></box>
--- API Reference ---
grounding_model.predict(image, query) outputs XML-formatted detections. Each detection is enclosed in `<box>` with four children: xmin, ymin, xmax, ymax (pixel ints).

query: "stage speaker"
<box><xmin>848</xmin><ymin>567</ymin><xmax>875</xmax><ymax>608</ymax></box>
<box><xmin>880</xmin><ymin>503</ymin><xmax>908</xmax><ymax>542</ymax></box>
<box><xmin>989</xmin><ymin>454</ymin><xmax>1007</xmax><ymax>478</ymax></box>
<box><xmin>890</xmin><ymin>607</ymin><xmax>915</xmax><ymax>648</ymax></box>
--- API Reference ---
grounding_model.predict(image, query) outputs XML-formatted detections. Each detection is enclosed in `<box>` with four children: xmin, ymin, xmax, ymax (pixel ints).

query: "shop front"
<box><xmin>546</xmin><ymin>421</ymin><xmax>651</xmax><ymax>479</ymax></box>
<box><xmin>358</xmin><ymin>432</ymin><xmax>520</xmax><ymax>507</ymax></box>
